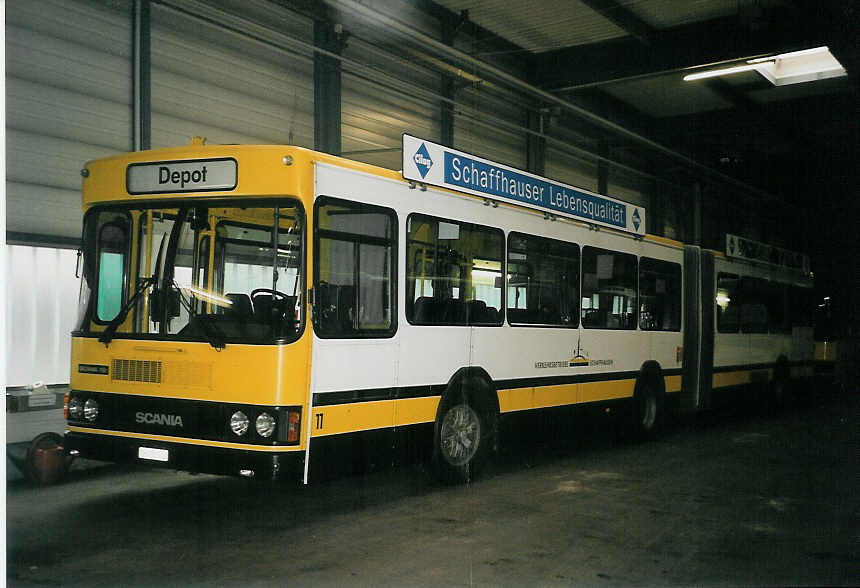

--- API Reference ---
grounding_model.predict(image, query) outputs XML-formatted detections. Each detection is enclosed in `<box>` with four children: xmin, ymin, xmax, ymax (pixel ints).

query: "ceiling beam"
<box><xmin>405</xmin><ymin>0</ymin><xmax>534</xmax><ymax>74</ymax></box>
<box><xmin>578</xmin><ymin>0</ymin><xmax>653</xmax><ymax>44</ymax></box>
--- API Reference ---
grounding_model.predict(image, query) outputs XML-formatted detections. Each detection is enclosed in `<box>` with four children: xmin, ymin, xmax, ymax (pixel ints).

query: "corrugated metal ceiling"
<box><xmin>433</xmin><ymin>0</ymin><xmax>776</xmax><ymax>53</ymax></box>
<box><xmin>434</xmin><ymin>0</ymin><xmax>628</xmax><ymax>52</ymax></box>
<box><xmin>625</xmin><ymin>0</ymin><xmax>747</xmax><ymax>29</ymax></box>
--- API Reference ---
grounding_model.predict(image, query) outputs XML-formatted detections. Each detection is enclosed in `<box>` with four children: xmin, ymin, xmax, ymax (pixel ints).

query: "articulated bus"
<box><xmin>65</xmin><ymin>136</ymin><xmax>815</xmax><ymax>483</ymax></box>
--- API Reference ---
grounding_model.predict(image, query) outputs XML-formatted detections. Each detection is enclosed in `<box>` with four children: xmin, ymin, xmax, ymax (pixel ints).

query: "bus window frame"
<box><xmin>89</xmin><ymin>208</ymin><xmax>132</xmax><ymax>326</ymax></box>
<box><xmin>313</xmin><ymin>195</ymin><xmax>398</xmax><ymax>339</ymax></box>
<box><xmin>580</xmin><ymin>245</ymin><xmax>638</xmax><ymax>330</ymax></box>
<box><xmin>716</xmin><ymin>272</ymin><xmax>740</xmax><ymax>334</ymax></box>
<box><xmin>80</xmin><ymin>198</ymin><xmax>307</xmax><ymax>345</ymax></box>
<box><xmin>638</xmin><ymin>256</ymin><xmax>682</xmax><ymax>332</ymax></box>
<box><xmin>506</xmin><ymin>231</ymin><xmax>580</xmax><ymax>329</ymax></box>
<box><xmin>739</xmin><ymin>276</ymin><xmax>769</xmax><ymax>334</ymax></box>
<box><xmin>405</xmin><ymin>212</ymin><xmax>505</xmax><ymax>327</ymax></box>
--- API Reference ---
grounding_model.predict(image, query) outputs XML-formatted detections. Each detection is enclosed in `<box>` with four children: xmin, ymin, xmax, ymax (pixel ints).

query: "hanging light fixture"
<box><xmin>683</xmin><ymin>46</ymin><xmax>846</xmax><ymax>86</ymax></box>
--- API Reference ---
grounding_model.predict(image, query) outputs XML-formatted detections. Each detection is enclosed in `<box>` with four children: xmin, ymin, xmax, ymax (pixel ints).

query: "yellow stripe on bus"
<box><xmin>712</xmin><ymin>368</ymin><xmax>772</xmax><ymax>389</ymax></box>
<box><xmin>309</xmin><ymin>396</ymin><xmax>441</xmax><ymax>438</ymax></box>
<box><xmin>311</xmin><ymin>400</ymin><xmax>393</xmax><ymax>438</ymax></box>
<box><xmin>67</xmin><ymin>426</ymin><xmax>304</xmax><ymax>452</ymax></box>
<box><xmin>499</xmin><ymin>378</ymin><xmax>637</xmax><ymax>414</ymax></box>
<box><xmin>497</xmin><ymin>388</ymin><xmax>532</xmax><ymax>413</ymax></box>
<box><xmin>395</xmin><ymin>396</ymin><xmax>441</xmax><ymax>427</ymax></box>
<box><xmin>579</xmin><ymin>379</ymin><xmax>635</xmax><ymax>402</ymax></box>
<box><xmin>533</xmin><ymin>383</ymin><xmax>578</xmax><ymax>409</ymax></box>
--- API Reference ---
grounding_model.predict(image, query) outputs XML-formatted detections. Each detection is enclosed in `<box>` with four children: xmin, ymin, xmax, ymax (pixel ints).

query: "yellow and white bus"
<box><xmin>65</xmin><ymin>136</ymin><xmax>815</xmax><ymax>483</ymax></box>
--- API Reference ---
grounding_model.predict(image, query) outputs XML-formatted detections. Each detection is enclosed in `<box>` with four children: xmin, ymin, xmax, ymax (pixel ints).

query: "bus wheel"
<box><xmin>633</xmin><ymin>380</ymin><xmax>663</xmax><ymax>439</ymax></box>
<box><xmin>433</xmin><ymin>382</ymin><xmax>495</xmax><ymax>484</ymax></box>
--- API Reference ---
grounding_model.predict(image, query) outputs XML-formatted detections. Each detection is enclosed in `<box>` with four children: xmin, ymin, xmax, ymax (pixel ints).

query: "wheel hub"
<box><xmin>440</xmin><ymin>404</ymin><xmax>481</xmax><ymax>466</ymax></box>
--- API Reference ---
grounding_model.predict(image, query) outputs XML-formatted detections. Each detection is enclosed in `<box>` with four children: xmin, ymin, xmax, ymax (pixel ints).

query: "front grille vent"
<box><xmin>112</xmin><ymin>359</ymin><xmax>162</xmax><ymax>383</ymax></box>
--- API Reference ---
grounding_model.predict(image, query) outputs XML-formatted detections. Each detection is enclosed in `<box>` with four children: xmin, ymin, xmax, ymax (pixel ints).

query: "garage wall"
<box><xmin>341</xmin><ymin>37</ymin><xmax>441</xmax><ymax>170</ymax></box>
<box><xmin>150</xmin><ymin>1</ymin><xmax>315</xmax><ymax>149</ymax></box>
<box><xmin>6</xmin><ymin>0</ymin><xmax>133</xmax><ymax>241</ymax></box>
<box><xmin>545</xmin><ymin>146</ymin><xmax>599</xmax><ymax>193</ymax></box>
<box><xmin>454</xmin><ymin>85</ymin><xmax>527</xmax><ymax>169</ymax></box>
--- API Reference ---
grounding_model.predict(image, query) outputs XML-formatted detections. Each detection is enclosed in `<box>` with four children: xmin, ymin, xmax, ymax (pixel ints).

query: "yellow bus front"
<box><xmin>66</xmin><ymin>144</ymin><xmax>315</xmax><ymax>480</ymax></box>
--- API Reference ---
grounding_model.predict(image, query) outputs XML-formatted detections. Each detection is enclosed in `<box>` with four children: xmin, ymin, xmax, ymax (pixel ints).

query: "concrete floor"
<box><xmin>6</xmin><ymin>387</ymin><xmax>858</xmax><ymax>587</ymax></box>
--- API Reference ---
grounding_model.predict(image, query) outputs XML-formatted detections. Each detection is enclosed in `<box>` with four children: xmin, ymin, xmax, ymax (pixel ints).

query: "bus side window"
<box><xmin>580</xmin><ymin>246</ymin><xmax>637</xmax><ymax>330</ymax></box>
<box><xmin>716</xmin><ymin>273</ymin><xmax>739</xmax><ymax>333</ymax></box>
<box><xmin>639</xmin><ymin>257</ymin><xmax>682</xmax><ymax>331</ymax></box>
<box><xmin>314</xmin><ymin>197</ymin><xmax>397</xmax><ymax>338</ymax></box>
<box><xmin>405</xmin><ymin>214</ymin><xmax>503</xmax><ymax>326</ymax></box>
<box><xmin>740</xmin><ymin>277</ymin><xmax>768</xmax><ymax>333</ymax></box>
<box><xmin>507</xmin><ymin>232</ymin><xmax>579</xmax><ymax>327</ymax></box>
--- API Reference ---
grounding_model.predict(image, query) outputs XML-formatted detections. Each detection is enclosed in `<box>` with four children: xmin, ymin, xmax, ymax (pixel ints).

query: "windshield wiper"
<box><xmin>98</xmin><ymin>276</ymin><xmax>156</xmax><ymax>347</ymax></box>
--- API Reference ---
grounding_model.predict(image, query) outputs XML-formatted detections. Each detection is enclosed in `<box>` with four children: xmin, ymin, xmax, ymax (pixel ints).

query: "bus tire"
<box><xmin>632</xmin><ymin>373</ymin><xmax>664</xmax><ymax>440</ymax></box>
<box><xmin>432</xmin><ymin>376</ymin><xmax>496</xmax><ymax>484</ymax></box>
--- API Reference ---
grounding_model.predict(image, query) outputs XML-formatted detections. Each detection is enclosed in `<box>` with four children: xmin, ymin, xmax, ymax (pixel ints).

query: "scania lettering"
<box><xmin>65</xmin><ymin>137</ymin><xmax>816</xmax><ymax>485</ymax></box>
<box><xmin>135</xmin><ymin>412</ymin><xmax>184</xmax><ymax>427</ymax></box>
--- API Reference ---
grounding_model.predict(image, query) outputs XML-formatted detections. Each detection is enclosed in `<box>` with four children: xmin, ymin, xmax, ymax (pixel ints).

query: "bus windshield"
<box><xmin>77</xmin><ymin>200</ymin><xmax>304</xmax><ymax>345</ymax></box>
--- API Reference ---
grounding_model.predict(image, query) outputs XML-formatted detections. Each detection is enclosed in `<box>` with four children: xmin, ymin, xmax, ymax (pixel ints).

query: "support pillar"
<box><xmin>525</xmin><ymin>109</ymin><xmax>545</xmax><ymax>176</ymax></box>
<box><xmin>597</xmin><ymin>138</ymin><xmax>609</xmax><ymax>195</ymax></box>
<box><xmin>314</xmin><ymin>20</ymin><xmax>344</xmax><ymax>155</ymax></box>
<box><xmin>439</xmin><ymin>13</ymin><xmax>464</xmax><ymax>148</ymax></box>
<box><xmin>692</xmin><ymin>181</ymin><xmax>703</xmax><ymax>246</ymax></box>
<box><xmin>440</xmin><ymin>75</ymin><xmax>454</xmax><ymax>147</ymax></box>
<box><xmin>646</xmin><ymin>177</ymin><xmax>662</xmax><ymax>236</ymax></box>
<box><xmin>133</xmin><ymin>0</ymin><xmax>150</xmax><ymax>151</ymax></box>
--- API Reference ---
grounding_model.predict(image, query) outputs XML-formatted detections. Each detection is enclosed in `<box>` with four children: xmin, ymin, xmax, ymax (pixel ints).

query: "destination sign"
<box><xmin>726</xmin><ymin>234</ymin><xmax>810</xmax><ymax>273</ymax></box>
<box><xmin>127</xmin><ymin>158</ymin><xmax>237</xmax><ymax>195</ymax></box>
<box><xmin>402</xmin><ymin>134</ymin><xmax>646</xmax><ymax>235</ymax></box>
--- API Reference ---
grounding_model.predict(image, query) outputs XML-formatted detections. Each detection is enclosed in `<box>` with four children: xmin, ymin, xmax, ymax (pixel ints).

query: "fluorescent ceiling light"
<box><xmin>683</xmin><ymin>63</ymin><xmax>762</xmax><ymax>81</ymax></box>
<box><xmin>683</xmin><ymin>46</ymin><xmax>847</xmax><ymax>86</ymax></box>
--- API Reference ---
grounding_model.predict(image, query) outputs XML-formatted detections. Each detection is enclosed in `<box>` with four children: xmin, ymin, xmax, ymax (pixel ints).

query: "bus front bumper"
<box><xmin>64</xmin><ymin>431</ymin><xmax>304</xmax><ymax>481</ymax></box>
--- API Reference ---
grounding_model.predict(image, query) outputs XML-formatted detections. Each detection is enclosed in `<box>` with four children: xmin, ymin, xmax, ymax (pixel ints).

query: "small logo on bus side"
<box><xmin>413</xmin><ymin>143</ymin><xmax>433</xmax><ymax>178</ymax></box>
<box><xmin>632</xmin><ymin>209</ymin><xmax>641</xmax><ymax>231</ymax></box>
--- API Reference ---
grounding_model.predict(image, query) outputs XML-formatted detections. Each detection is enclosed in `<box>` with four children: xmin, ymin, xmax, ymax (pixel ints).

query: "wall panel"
<box><xmin>6</xmin><ymin>0</ymin><xmax>132</xmax><ymax>240</ymax></box>
<box><xmin>150</xmin><ymin>1</ymin><xmax>315</xmax><ymax>149</ymax></box>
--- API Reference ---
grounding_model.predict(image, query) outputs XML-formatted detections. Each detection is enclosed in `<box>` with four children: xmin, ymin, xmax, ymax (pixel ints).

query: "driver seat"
<box><xmin>253</xmin><ymin>293</ymin><xmax>276</xmax><ymax>323</ymax></box>
<box><xmin>225</xmin><ymin>293</ymin><xmax>253</xmax><ymax>319</ymax></box>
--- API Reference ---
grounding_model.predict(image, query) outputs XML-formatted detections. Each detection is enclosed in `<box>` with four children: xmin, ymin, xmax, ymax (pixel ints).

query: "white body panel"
<box><xmin>310</xmin><ymin>163</ymin><xmax>684</xmax><ymax>399</ymax></box>
<box><xmin>711</xmin><ymin>255</ymin><xmax>812</xmax><ymax>371</ymax></box>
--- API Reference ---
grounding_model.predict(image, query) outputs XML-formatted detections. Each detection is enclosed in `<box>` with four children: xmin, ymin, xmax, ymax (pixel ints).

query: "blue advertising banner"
<box><xmin>402</xmin><ymin>134</ymin><xmax>645</xmax><ymax>235</ymax></box>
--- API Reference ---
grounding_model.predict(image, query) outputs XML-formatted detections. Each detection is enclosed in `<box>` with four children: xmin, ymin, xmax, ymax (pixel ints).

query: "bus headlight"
<box><xmin>83</xmin><ymin>398</ymin><xmax>99</xmax><ymax>422</ymax></box>
<box><xmin>230</xmin><ymin>411</ymin><xmax>249</xmax><ymax>436</ymax></box>
<box><xmin>68</xmin><ymin>397</ymin><xmax>83</xmax><ymax>420</ymax></box>
<box><xmin>255</xmin><ymin>412</ymin><xmax>276</xmax><ymax>438</ymax></box>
